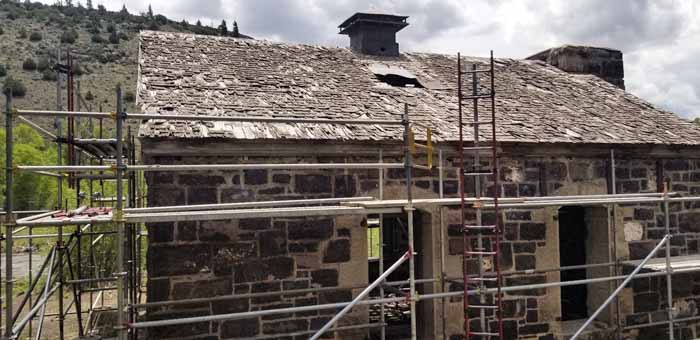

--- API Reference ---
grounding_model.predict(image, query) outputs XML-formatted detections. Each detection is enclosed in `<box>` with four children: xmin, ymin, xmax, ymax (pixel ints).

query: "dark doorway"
<box><xmin>367</xmin><ymin>212</ymin><xmax>423</xmax><ymax>340</ymax></box>
<box><xmin>559</xmin><ymin>206</ymin><xmax>588</xmax><ymax>321</ymax></box>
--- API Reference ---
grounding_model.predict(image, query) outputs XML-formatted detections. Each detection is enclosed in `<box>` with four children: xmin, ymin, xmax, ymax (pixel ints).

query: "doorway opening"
<box><xmin>559</xmin><ymin>206</ymin><xmax>589</xmax><ymax>321</ymax></box>
<box><xmin>367</xmin><ymin>212</ymin><xmax>423</xmax><ymax>340</ymax></box>
<box><xmin>558</xmin><ymin>205</ymin><xmax>611</xmax><ymax>324</ymax></box>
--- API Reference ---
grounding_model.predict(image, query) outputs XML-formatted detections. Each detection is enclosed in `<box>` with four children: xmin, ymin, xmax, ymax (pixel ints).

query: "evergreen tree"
<box><xmin>86</xmin><ymin>0</ymin><xmax>92</xmax><ymax>10</ymax></box>
<box><xmin>232</xmin><ymin>21</ymin><xmax>239</xmax><ymax>37</ymax></box>
<box><xmin>147</xmin><ymin>4</ymin><xmax>153</xmax><ymax>19</ymax></box>
<box><xmin>196</xmin><ymin>20</ymin><xmax>202</xmax><ymax>27</ymax></box>
<box><xmin>218</xmin><ymin>19</ymin><xmax>227</xmax><ymax>36</ymax></box>
<box><xmin>119</xmin><ymin>4</ymin><xmax>129</xmax><ymax>17</ymax></box>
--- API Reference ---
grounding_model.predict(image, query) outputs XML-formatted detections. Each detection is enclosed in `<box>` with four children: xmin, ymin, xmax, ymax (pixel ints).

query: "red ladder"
<box><xmin>457</xmin><ymin>51</ymin><xmax>503</xmax><ymax>339</ymax></box>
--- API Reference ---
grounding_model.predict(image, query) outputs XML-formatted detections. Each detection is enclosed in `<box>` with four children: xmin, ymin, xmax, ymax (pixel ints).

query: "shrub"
<box><xmin>124</xmin><ymin>91</ymin><xmax>135</xmax><ymax>102</ymax></box>
<box><xmin>85</xmin><ymin>91</ymin><xmax>94</xmax><ymax>101</ymax></box>
<box><xmin>37</xmin><ymin>57</ymin><xmax>51</xmax><ymax>72</ymax></box>
<box><xmin>3</xmin><ymin>77</ymin><xmax>27</xmax><ymax>97</ymax></box>
<box><xmin>29</xmin><ymin>31</ymin><xmax>42</xmax><ymax>41</ymax></box>
<box><xmin>0</xmin><ymin>26</ymin><xmax>4</xmax><ymax>35</ymax></box>
<box><xmin>91</xmin><ymin>34</ymin><xmax>104</xmax><ymax>43</ymax></box>
<box><xmin>0</xmin><ymin>65</ymin><xmax>6</xmax><ymax>77</ymax></box>
<box><xmin>18</xmin><ymin>28</ymin><xmax>27</xmax><ymax>39</ymax></box>
<box><xmin>22</xmin><ymin>58</ymin><xmax>37</xmax><ymax>71</ymax></box>
<box><xmin>73</xmin><ymin>63</ymin><xmax>85</xmax><ymax>76</ymax></box>
<box><xmin>108</xmin><ymin>30</ymin><xmax>119</xmax><ymax>44</ymax></box>
<box><xmin>60</xmin><ymin>30</ymin><xmax>79</xmax><ymax>44</ymax></box>
<box><xmin>41</xmin><ymin>69</ymin><xmax>57</xmax><ymax>81</ymax></box>
<box><xmin>106</xmin><ymin>23</ymin><xmax>115</xmax><ymax>33</ymax></box>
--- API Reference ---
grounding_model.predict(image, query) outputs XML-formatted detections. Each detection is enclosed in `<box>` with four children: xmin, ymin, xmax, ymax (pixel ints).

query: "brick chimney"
<box><xmin>527</xmin><ymin>45</ymin><xmax>625</xmax><ymax>89</ymax></box>
<box><xmin>339</xmin><ymin>12</ymin><xmax>408</xmax><ymax>57</ymax></box>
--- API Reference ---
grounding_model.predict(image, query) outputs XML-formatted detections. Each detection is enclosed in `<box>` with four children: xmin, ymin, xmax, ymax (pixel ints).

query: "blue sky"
<box><xmin>59</xmin><ymin>0</ymin><xmax>700</xmax><ymax>118</ymax></box>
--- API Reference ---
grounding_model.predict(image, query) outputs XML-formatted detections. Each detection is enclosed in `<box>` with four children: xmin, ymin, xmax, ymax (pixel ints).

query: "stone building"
<box><xmin>136</xmin><ymin>12</ymin><xmax>700</xmax><ymax>340</ymax></box>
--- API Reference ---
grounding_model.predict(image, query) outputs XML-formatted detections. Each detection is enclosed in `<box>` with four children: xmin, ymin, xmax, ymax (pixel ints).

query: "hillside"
<box><xmin>0</xmin><ymin>0</ymin><xmax>249</xmax><ymax>131</ymax></box>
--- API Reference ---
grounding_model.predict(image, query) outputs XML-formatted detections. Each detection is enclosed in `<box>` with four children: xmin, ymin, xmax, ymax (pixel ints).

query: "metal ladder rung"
<box><xmin>469</xmin><ymin>331</ymin><xmax>500</xmax><ymax>337</ymax></box>
<box><xmin>464</xmin><ymin>171</ymin><xmax>493</xmax><ymax>177</ymax></box>
<box><xmin>461</xmin><ymin>94</ymin><xmax>493</xmax><ymax>100</ymax></box>
<box><xmin>465</xmin><ymin>120</ymin><xmax>494</xmax><ymax>125</ymax></box>
<box><xmin>463</xmin><ymin>146</ymin><xmax>493</xmax><ymax>151</ymax></box>
<box><xmin>466</xmin><ymin>251</ymin><xmax>497</xmax><ymax>256</ymax></box>
<box><xmin>470</xmin><ymin>277</ymin><xmax>498</xmax><ymax>282</ymax></box>
<box><xmin>468</xmin><ymin>304</ymin><xmax>498</xmax><ymax>310</ymax></box>
<box><xmin>463</xmin><ymin>225</ymin><xmax>496</xmax><ymax>230</ymax></box>
<box><xmin>460</xmin><ymin>69</ymin><xmax>491</xmax><ymax>75</ymax></box>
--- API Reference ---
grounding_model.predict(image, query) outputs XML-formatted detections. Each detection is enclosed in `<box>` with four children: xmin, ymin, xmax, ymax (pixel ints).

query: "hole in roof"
<box><xmin>369</xmin><ymin>64</ymin><xmax>424</xmax><ymax>88</ymax></box>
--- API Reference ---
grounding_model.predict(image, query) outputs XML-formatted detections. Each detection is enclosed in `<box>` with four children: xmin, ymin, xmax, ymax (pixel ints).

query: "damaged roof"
<box><xmin>137</xmin><ymin>30</ymin><xmax>700</xmax><ymax>145</ymax></box>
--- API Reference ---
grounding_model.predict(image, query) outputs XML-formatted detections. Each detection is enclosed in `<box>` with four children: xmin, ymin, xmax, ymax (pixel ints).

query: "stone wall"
<box><xmin>144</xmin><ymin>154</ymin><xmax>369</xmax><ymax>339</ymax></box>
<box><xmin>438</xmin><ymin>155</ymin><xmax>700</xmax><ymax>339</ymax></box>
<box><xmin>142</xmin><ymin>141</ymin><xmax>700</xmax><ymax>340</ymax></box>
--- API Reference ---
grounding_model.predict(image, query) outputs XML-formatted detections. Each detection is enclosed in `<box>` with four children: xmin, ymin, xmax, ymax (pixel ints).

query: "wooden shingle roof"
<box><xmin>137</xmin><ymin>31</ymin><xmax>700</xmax><ymax>145</ymax></box>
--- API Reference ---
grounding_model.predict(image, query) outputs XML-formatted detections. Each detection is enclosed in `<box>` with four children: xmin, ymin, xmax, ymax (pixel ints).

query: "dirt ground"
<box><xmin>3</xmin><ymin>287</ymin><xmax>126</xmax><ymax>339</ymax></box>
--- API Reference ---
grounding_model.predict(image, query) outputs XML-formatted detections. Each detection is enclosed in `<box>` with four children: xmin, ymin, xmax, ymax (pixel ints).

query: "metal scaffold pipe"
<box><xmin>15</xmin><ymin>109</ymin><xmax>406</xmax><ymax>125</ymax></box>
<box><xmin>309</xmin><ymin>251</ymin><xmax>410</xmax><ymax>340</ymax></box>
<box><xmin>4</xmin><ymin>91</ymin><xmax>15</xmax><ymax>338</ymax></box>
<box><xmin>15</xmin><ymin>163</ymin><xmax>405</xmax><ymax>173</ymax></box>
<box><xmin>571</xmin><ymin>235</ymin><xmax>671</xmax><ymax>340</ymax></box>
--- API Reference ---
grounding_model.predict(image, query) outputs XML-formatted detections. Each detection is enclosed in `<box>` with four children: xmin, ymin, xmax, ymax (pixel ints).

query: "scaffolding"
<box><xmin>1</xmin><ymin>51</ymin><xmax>699</xmax><ymax>340</ymax></box>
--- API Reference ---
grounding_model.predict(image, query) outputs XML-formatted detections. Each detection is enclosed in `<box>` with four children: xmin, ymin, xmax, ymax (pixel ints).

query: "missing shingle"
<box><xmin>369</xmin><ymin>63</ymin><xmax>424</xmax><ymax>88</ymax></box>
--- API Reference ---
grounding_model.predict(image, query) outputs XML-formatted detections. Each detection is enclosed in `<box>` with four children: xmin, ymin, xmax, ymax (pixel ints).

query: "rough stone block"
<box><xmin>519</xmin><ymin>323</ymin><xmax>549</xmax><ymax>335</ymax></box>
<box><xmin>288</xmin><ymin>219</ymin><xmax>333</xmax><ymax>240</ymax></box>
<box><xmin>506</xmin><ymin>211</ymin><xmax>532</xmax><ymax>221</ymax></box>
<box><xmin>198</xmin><ymin>220</ymin><xmax>235</xmax><ymax>242</ymax></box>
<box><xmin>295</xmin><ymin>174</ymin><xmax>332</xmax><ymax>193</ymax></box>
<box><xmin>220</xmin><ymin>188</ymin><xmax>254</xmax><ymax>203</ymax></box>
<box><xmin>520</xmin><ymin>223</ymin><xmax>546</xmax><ymax>240</ymax></box>
<box><xmin>232</xmin><ymin>256</ymin><xmax>295</xmax><ymax>282</ymax></box>
<box><xmin>262</xmin><ymin>319</ymin><xmax>309</xmax><ymax>335</ymax></box>
<box><xmin>148</xmin><ymin>187</ymin><xmax>185</xmax><ymax>207</ymax></box>
<box><xmin>664</xmin><ymin>160</ymin><xmax>689</xmax><ymax>171</ymax></box>
<box><xmin>240</xmin><ymin>218</ymin><xmax>272</xmax><ymax>230</ymax></box>
<box><xmin>212</xmin><ymin>243</ymin><xmax>257</xmax><ymax>275</ymax></box>
<box><xmin>177</xmin><ymin>221</ymin><xmax>197</xmax><ymax>241</ymax></box>
<box><xmin>244</xmin><ymin>169</ymin><xmax>268</xmax><ymax>185</ymax></box>
<box><xmin>212</xmin><ymin>298</ymin><xmax>249</xmax><ymax>315</ymax></box>
<box><xmin>272</xmin><ymin>174</ymin><xmax>291</xmax><ymax>184</ymax></box>
<box><xmin>546</xmin><ymin>162</ymin><xmax>567</xmax><ymax>181</ymax></box>
<box><xmin>221</xmin><ymin>317</ymin><xmax>259</xmax><ymax>338</ymax></box>
<box><xmin>148</xmin><ymin>222</ymin><xmax>174</xmax><ymax>244</ymax></box>
<box><xmin>323</xmin><ymin>239</ymin><xmax>351</xmax><ymax>263</ymax></box>
<box><xmin>187</xmin><ymin>187</ymin><xmax>218</xmax><ymax>204</ymax></box>
<box><xmin>311</xmin><ymin>269</ymin><xmax>339</xmax><ymax>287</ymax></box>
<box><xmin>319</xmin><ymin>289</ymin><xmax>352</xmax><ymax>304</ymax></box>
<box><xmin>634</xmin><ymin>208</ymin><xmax>655</xmax><ymax>221</ymax></box>
<box><xmin>148</xmin><ymin>310</ymin><xmax>210</xmax><ymax>339</ymax></box>
<box><xmin>259</xmin><ymin>230</ymin><xmax>287</xmax><ymax>257</ymax></box>
<box><xmin>178</xmin><ymin>174</ymin><xmax>225</xmax><ymax>186</ymax></box>
<box><xmin>513</xmin><ymin>242</ymin><xmax>536</xmax><ymax>254</ymax></box>
<box><xmin>146</xmin><ymin>278</ymin><xmax>170</xmax><ymax>302</ymax></box>
<box><xmin>334</xmin><ymin>175</ymin><xmax>357</xmax><ymax>197</ymax></box>
<box><xmin>148</xmin><ymin>244</ymin><xmax>210</xmax><ymax>277</ymax></box>
<box><xmin>172</xmin><ymin>278</ymin><xmax>232</xmax><ymax>300</ymax></box>
<box><xmin>515</xmin><ymin>254</ymin><xmax>536</xmax><ymax>270</ymax></box>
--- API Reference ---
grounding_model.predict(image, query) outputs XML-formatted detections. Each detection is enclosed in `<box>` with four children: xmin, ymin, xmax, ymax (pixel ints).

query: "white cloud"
<box><xmin>39</xmin><ymin>0</ymin><xmax>700</xmax><ymax>118</ymax></box>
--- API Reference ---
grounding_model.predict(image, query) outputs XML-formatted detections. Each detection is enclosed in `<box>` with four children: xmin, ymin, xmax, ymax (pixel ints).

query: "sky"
<box><xmin>65</xmin><ymin>0</ymin><xmax>700</xmax><ymax>119</ymax></box>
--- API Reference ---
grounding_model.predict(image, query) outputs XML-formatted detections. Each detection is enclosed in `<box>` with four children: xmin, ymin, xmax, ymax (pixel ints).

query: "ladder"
<box><xmin>457</xmin><ymin>51</ymin><xmax>503</xmax><ymax>339</ymax></box>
